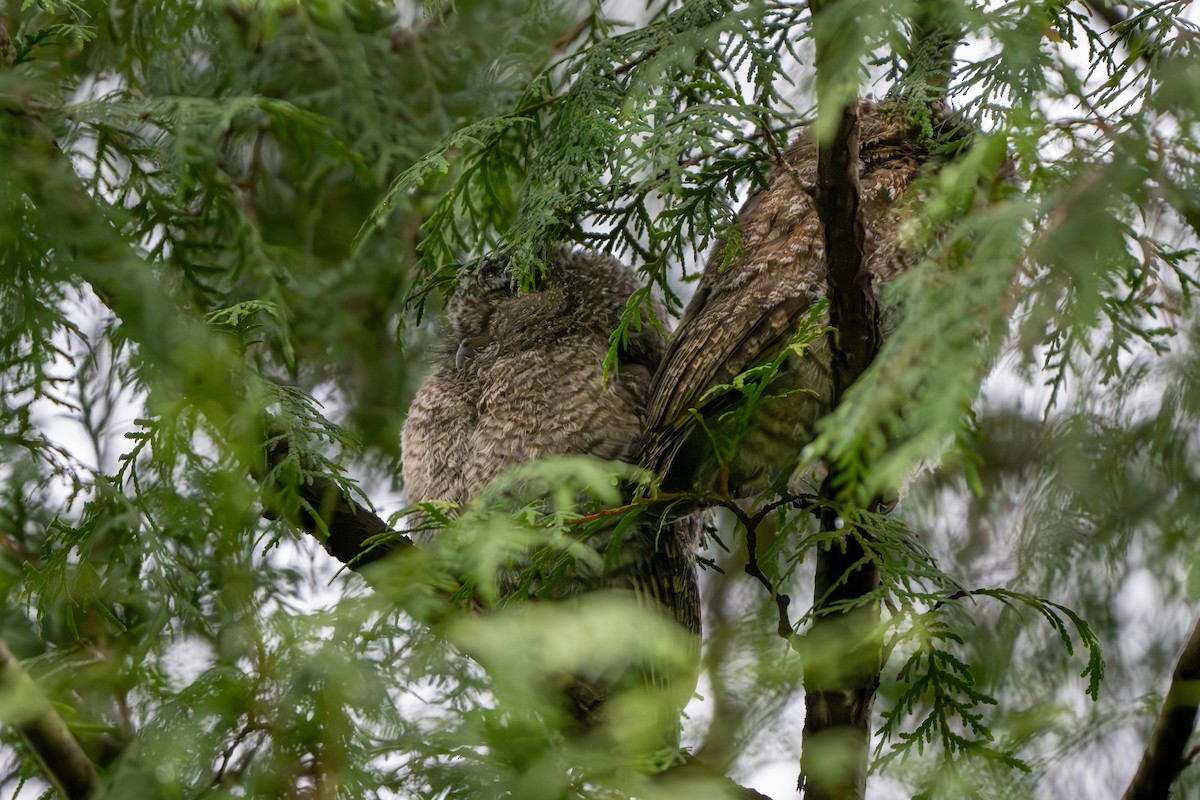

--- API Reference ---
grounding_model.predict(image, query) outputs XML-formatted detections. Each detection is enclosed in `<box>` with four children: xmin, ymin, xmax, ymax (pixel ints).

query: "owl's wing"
<box><xmin>640</xmin><ymin>155</ymin><xmax>827</xmax><ymax>483</ymax></box>
<box><xmin>641</xmin><ymin>105</ymin><xmax>945</xmax><ymax>491</ymax></box>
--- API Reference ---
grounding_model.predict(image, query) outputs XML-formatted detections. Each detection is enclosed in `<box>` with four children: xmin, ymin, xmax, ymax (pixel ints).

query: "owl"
<box><xmin>640</xmin><ymin>102</ymin><xmax>964</xmax><ymax>499</ymax></box>
<box><xmin>402</xmin><ymin>245</ymin><xmax>701</xmax><ymax>727</ymax></box>
<box><xmin>403</xmin><ymin>246</ymin><xmax>665</xmax><ymax>511</ymax></box>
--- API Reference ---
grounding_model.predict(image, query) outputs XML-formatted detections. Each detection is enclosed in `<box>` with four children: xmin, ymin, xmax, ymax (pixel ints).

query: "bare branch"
<box><xmin>657</xmin><ymin>755</ymin><xmax>776</xmax><ymax>800</ymax></box>
<box><xmin>260</xmin><ymin>434</ymin><xmax>409</xmax><ymax>570</ymax></box>
<box><xmin>1122</xmin><ymin>615</ymin><xmax>1200</xmax><ymax>800</ymax></box>
<box><xmin>0</xmin><ymin>640</ymin><xmax>100</xmax><ymax>800</ymax></box>
<box><xmin>801</xmin><ymin>0</ymin><xmax>882</xmax><ymax>795</ymax></box>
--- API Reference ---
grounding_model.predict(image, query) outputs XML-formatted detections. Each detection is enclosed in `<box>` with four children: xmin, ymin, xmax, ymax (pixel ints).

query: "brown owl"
<box><xmin>641</xmin><ymin>102</ymin><xmax>963</xmax><ymax>499</ymax></box>
<box><xmin>402</xmin><ymin>245</ymin><xmax>701</xmax><ymax>727</ymax></box>
<box><xmin>403</xmin><ymin>245</ymin><xmax>664</xmax><ymax>510</ymax></box>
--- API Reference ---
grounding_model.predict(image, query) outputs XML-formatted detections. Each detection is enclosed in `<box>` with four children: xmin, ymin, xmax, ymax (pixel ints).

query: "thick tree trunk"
<box><xmin>801</xmin><ymin>3</ymin><xmax>881</xmax><ymax>796</ymax></box>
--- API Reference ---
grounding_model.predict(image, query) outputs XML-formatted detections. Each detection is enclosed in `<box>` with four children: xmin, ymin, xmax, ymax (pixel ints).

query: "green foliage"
<box><xmin>692</xmin><ymin>299</ymin><xmax>832</xmax><ymax>477</ymax></box>
<box><xmin>876</xmin><ymin>586</ymin><xmax>1104</xmax><ymax>774</ymax></box>
<box><xmin>0</xmin><ymin>0</ymin><xmax>1198</xmax><ymax>798</ymax></box>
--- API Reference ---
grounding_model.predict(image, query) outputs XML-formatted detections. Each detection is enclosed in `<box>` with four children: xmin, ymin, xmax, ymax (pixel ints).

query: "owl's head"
<box><xmin>443</xmin><ymin>246</ymin><xmax>651</xmax><ymax>369</ymax></box>
<box><xmin>780</xmin><ymin>101</ymin><xmax>971</xmax><ymax>177</ymax></box>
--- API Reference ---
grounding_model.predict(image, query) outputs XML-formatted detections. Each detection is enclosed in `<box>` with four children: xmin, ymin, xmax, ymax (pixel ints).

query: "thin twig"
<box><xmin>563</xmin><ymin>491</ymin><xmax>694</xmax><ymax>526</ymax></box>
<box><xmin>742</xmin><ymin>516</ymin><xmax>794</xmax><ymax>639</ymax></box>
<box><xmin>552</xmin><ymin>11</ymin><xmax>596</xmax><ymax>50</ymax></box>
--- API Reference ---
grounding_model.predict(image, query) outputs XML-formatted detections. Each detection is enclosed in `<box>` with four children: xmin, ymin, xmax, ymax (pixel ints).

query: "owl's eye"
<box><xmin>474</xmin><ymin>257</ymin><xmax>521</xmax><ymax>294</ymax></box>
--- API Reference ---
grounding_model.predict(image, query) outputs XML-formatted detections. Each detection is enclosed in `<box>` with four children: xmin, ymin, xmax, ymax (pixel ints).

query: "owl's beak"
<box><xmin>455</xmin><ymin>339</ymin><xmax>477</xmax><ymax>371</ymax></box>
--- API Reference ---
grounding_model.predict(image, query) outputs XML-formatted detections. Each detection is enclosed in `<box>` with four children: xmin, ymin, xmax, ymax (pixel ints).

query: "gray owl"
<box><xmin>641</xmin><ymin>102</ymin><xmax>963</xmax><ymax>499</ymax></box>
<box><xmin>402</xmin><ymin>245</ymin><xmax>701</xmax><ymax>726</ymax></box>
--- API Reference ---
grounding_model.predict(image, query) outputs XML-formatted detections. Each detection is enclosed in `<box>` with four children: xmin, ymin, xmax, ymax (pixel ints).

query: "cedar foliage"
<box><xmin>0</xmin><ymin>1</ymin><xmax>1198</xmax><ymax>798</ymax></box>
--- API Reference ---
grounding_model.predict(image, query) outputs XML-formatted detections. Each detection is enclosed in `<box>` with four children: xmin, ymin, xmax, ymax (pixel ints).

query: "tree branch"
<box><xmin>815</xmin><ymin>100</ymin><xmax>874</xmax><ymax>391</ymax></box>
<box><xmin>260</xmin><ymin>434</ymin><xmax>409</xmax><ymax>570</ymax></box>
<box><xmin>0</xmin><ymin>640</ymin><xmax>100</xmax><ymax>800</ymax></box>
<box><xmin>3</xmin><ymin>71</ymin><xmax>408</xmax><ymax>577</ymax></box>
<box><xmin>1122</xmin><ymin>615</ymin><xmax>1200</xmax><ymax>800</ymax></box>
<box><xmin>801</xmin><ymin>0</ymin><xmax>882</xmax><ymax>795</ymax></box>
<box><xmin>657</xmin><ymin>755</ymin><xmax>776</xmax><ymax>800</ymax></box>
<box><xmin>799</xmin><ymin>519</ymin><xmax>881</xmax><ymax>800</ymax></box>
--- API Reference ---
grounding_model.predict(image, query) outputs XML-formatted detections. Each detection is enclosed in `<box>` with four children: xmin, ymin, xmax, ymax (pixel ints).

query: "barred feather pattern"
<box><xmin>403</xmin><ymin>248</ymin><xmax>657</xmax><ymax>508</ymax></box>
<box><xmin>642</xmin><ymin>102</ymin><xmax>958</xmax><ymax>499</ymax></box>
<box><xmin>402</xmin><ymin>246</ymin><xmax>702</xmax><ymax>727</ymax></box>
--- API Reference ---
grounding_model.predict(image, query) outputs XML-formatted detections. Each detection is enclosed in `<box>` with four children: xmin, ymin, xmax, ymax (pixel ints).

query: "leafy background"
<box><xmin>1</xmin><ymin>0</ymin><xmax>1199</xmax><ymax>798</ymax></box>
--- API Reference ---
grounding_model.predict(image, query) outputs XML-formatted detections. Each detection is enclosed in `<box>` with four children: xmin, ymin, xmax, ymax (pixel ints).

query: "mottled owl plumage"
<box><xmin>402</xmin><ymin>244</ymin><xmax>700</xmax><ymax>637</ymax></box>
<box><xmin>403</xmin><ymin>246</ymin><xmax>661</xmax><ymax>509</ymax></box>
<box><xmin>642</xmin><ymin>102</ymin><xmax>962</xmax><ymax>498</ymax></box>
